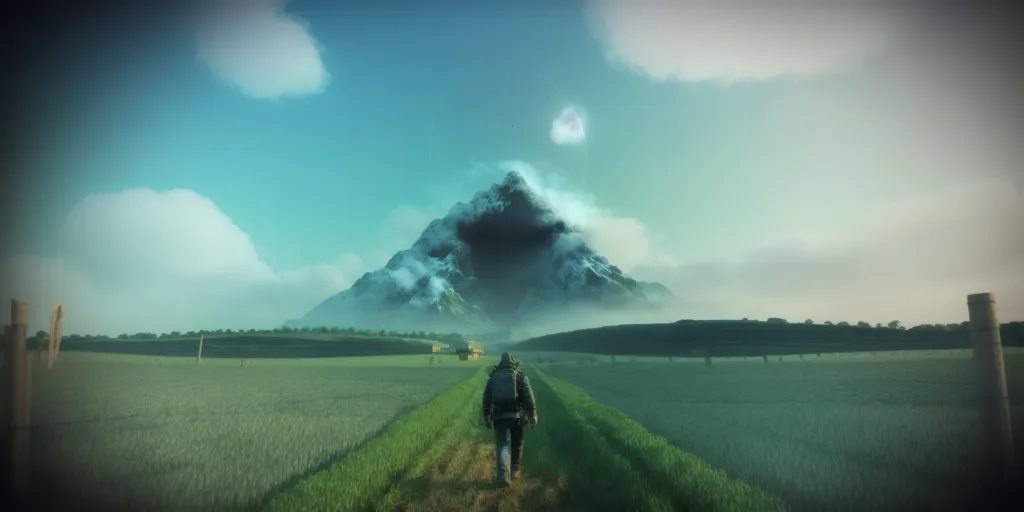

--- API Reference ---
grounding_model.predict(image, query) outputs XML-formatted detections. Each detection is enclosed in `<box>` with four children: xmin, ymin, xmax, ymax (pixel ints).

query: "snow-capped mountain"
<box><xmin>290</xmin><ymin>171</ymin><xmax>675</xmax><ymax>336</ymax></box>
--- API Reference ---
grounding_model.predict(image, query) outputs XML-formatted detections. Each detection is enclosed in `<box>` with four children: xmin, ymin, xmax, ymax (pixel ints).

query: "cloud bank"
<box><xmin>550</xmin><ymin>106</ymin><xmax>587</xmax><ymax>145</ymax></box>
<box><xmin>1</xmin><ymin>189</ymin><xmax>364</xmax><ymax>335</ymax></box>
<box><xmin>585</xmin><ymin>0</ymin><xmax>893</xmax><ymax>82</ymax></box>
<box><xmin>3</xmin><ymin>170</ymin><xmax>1020</xmax><ymax>336</ymax></box>
<box><xmin>195</xmin><ymin>0</ymin><xmax>329</xmax><ymax>99</ymax></box>
<box><xmin>632</xmin><ymin>178</ymin><xmax>1024</xmax><ymax>325</ymax></box>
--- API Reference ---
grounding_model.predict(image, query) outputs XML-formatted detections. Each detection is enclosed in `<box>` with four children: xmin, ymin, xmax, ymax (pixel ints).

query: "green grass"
<box><xmin>528</xmin><ymin>371</ymin><xmax>786</xmax><ymax>512</ymax></box>
<box><xmin>265</xmin><ymin>366</ymin><xmax>785</xmax><ymax>512</ymax></box>
<box><xmin>47</xmin><ymin>351</ymin><xmax>499</xmax><ymax>367</ymax></box>
<box><xmin>541</xmin><ymin>349</ymin><xmax>1024</xmax><ymax>511</ymax></box>
<box><xmin>27</xmin><ymin>355</ymin><xmax>479</xmax><ymax>510</ymax></box>
<box><xmin>264</xmin><ymin>369</ymin><xmax>487</xmax><ymax>512</ymax></box>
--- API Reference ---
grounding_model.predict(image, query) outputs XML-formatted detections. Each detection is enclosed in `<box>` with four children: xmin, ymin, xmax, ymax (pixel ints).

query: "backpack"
<box><xmin>490</xmin><ymin>365</ymin><xmax>520</xmax><ymax>412</ymax></box>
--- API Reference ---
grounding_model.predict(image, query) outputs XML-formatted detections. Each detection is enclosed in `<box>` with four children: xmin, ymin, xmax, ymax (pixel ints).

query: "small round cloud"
<box><xmin>550</xmin><ymin>106</ymin><xmax>587</xmax><ymax>146</ymax></box>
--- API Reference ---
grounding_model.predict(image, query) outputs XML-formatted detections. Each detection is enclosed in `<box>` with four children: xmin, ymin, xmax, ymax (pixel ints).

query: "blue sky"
<box><xmin>5</xmin><ymin>0</ymin><xmax>1022</xmax><ymax>334</ymax></box>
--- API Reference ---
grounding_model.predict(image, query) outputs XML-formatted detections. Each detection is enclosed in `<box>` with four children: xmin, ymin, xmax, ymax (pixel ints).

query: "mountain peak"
<box><xmin>292</xmin><ymin>171</ymin><xmax>675</xmax><ymax>336</ymax></box>
<box><xmin>502</xmin><ymin>170</ymin><xmax>529</xmax><ymax>189</ymax></box>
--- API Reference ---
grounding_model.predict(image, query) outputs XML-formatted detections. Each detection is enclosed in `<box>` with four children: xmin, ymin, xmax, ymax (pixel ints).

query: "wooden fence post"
<box><xmin>53</xmin><ymin>304</ymin><xmax>64</xmax><ymax>363</ymax></box>
<box><xmin>966</xmin><ymin>293</ymin><xmax>1015</xmax><ymax>489</ymax></box>
<box><xmin>196</xmin><ymin>334</ymin><xmax>205</xmax><ymax>363</ymax></box>
<box><xmin>47</xmin><ymin>306</ymin><xmax>57</xmax><ymax>369</ymax></box>
<box><xmin>3</xmin><ymin>299</ymin><xmax>32</xmax><ymax>502</ymax></box>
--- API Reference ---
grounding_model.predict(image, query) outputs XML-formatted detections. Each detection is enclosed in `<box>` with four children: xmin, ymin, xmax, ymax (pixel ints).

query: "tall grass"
<box><xmin>265</xmin><ymin>366</ymin><xmax>785</xmax><ymax>511</ymax></box>
<box><xmin>263</xmin><ymin>369</ymin><xmax>486</xmax><ymax>512</ymax></box>
<box><xmin>529</xmin><ymin>371</ymin><xmax>787</xmax><ymax>512</ymax></box>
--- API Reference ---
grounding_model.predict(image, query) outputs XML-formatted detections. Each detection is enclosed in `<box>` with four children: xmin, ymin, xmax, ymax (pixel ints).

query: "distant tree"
<box><xmin>766</xmin><ymin>317</ymin><xmax>788</xmax><ymax>325</ymax></box>
<box><xmin>329</xmin><ymin>326</ymin><xmax>340</xmax><ymax>333</ymax></box>
<box><xmin>887</xmin><ymin>320</ymin><xmax>903</xmax><ymax>330</ymax></box>
<box><xmin>281</xmin><ymin>326</ymin><xmax>293</xmax><ymax>333</ymax></box>
<box><xmin>185</xmin><ymin>331</ymin><xmax>197</xmax><ymax>337</ymax></box>
<box><xmin>224</xmin><ymin>329</ymin><xmax>233</xmax><ymax>334</ymax></box>
<box><xmin>804</xmin><ymin>319</ymin><xmax>814</xmax><ymax>324</ymax></box>
<box><xmin>856</xmin><ymin>321</ymin><xmax>871</xmax><ymax>328</ymax></box>
<box><xmin>947</xmin><ymin>323</ymin><xmax>962</xmax><ymax>330</ymax></box>
<box><xmin>33</xmin><ymin>330</ymin><xmax>48</xmax><ymax>348</ymax></box>
<box><xmin>318</xmin><ymin>326</ymin><xmax>329</xmax><ymax>333</ymax></box>
<box><xmin>876</xmin><ymin>323</ymin><xmax>883</xmax><ymax>328</ymax></box>
<box><xmin>742</xmin><ymin>317</ymin><xmax>749</xmax><ymax>321</ymax></box>
<box><xmin>247</xmin><ymin>328</ymin><xmax>257</xmax><ymax>334</ymax></box>
<box><xmin>379</xmin><ymin>330</ymin><xmax>387</xmax><ymax>337</ymax></box>
<box><xmin>837</xmin><ymin>321</ymin><xmax>850</xmax><ymax>327</ymax></box>
<box><xmin>823</xmin><ymin>321</ymin><xmax>834</xmax><ymax>326</ymax></box>
<box><xmin>117</xmin><ymin>333</ymin><xmax>129</xmax><ymax>339</ymax></box>
<box><xmin>170</xmin><ymin>331</ymin><xmax>181</xmax><ymax>337</ymax></box>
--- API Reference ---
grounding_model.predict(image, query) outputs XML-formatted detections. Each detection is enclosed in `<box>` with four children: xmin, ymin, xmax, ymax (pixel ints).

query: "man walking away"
<box><xmin>482</xmin><ymin>352</ymin><xmax>538</xmax><ymax>487</ymax></box>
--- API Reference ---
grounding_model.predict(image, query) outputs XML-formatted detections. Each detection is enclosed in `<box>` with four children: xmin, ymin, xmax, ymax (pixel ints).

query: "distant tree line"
<box><xmin>45</xmin><ymin>326</ymin><xmax>469</xmax><ymax>345</ymax></box>
<box><xmin>519</xmin><ymin>319</ymin><xmax>1024</xmax><ymax>357</ymax></box>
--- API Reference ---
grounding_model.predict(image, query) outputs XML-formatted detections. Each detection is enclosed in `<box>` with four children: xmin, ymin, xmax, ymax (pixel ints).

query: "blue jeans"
<box><xmin>492</xmin><ymin>417</ymin><xmax>524</xmax><ymax>479</ymax></box>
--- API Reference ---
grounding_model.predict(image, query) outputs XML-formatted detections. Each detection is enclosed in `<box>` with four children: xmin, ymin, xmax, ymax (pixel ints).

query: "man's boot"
<box><xmin>495</xmin><ymin>446</ymin><xmax>512</xmax><ymax>488</ymax></box>
<box><xmin>495</xmin><ymin>472</ymin><xmax>511</xmax><ymax>488</ymax></box>
<box><xmin>510</xmin><ymin>448</ymin><xmax>523</xmax><ymax>480</ymax></box>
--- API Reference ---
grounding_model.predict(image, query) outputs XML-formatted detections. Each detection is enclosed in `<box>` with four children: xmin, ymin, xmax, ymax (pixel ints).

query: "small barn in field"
<box><xmin>456</xmin><ymin>341</ymin><xmax>484</xmax><ymax>360</ymax></box>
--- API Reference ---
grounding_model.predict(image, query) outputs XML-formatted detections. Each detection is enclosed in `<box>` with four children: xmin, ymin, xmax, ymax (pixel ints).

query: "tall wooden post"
<box><xmin>196</xmin><ymin>334</ymin><xmax>205</xmax><ymax>363</ymax></box>
<box><xmin>3</xmin><ymin>299</ymin><xmax>32</xmax><ymax>501</ymax></box>
<box><xmin>966</xmin><ymin>293</ymin><xmax>1015</xmax><ymax>489</ymax></box>
<box><xmin>46</xmin><ymin>306</ymin><xmax>57</xmax><ymax>369</ymax></box>
<box><xmin>52</xmin><ymin>304</ymin><xmax>64</xmax><ymax>363</ymax></box>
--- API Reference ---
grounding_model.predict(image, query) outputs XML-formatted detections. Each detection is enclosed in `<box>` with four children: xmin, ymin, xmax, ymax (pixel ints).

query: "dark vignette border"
<box><xmin>1</xmin><ymin>0</ymin><xmax>1021</xmax><ymax>510</ymax></box>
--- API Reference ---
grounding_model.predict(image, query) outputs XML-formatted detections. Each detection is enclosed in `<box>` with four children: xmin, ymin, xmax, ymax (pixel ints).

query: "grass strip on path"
<box><xmin>263</xmin><ymin>369</ymin><xmax>486</xmax><ymax>512</ymax></box>
<box><xmin>374</xmin><ymin>392</ymin><xmax>568</xmax><ymax>512</ymax></box>
<box><xmin>530</xmin><ymin>370</ymin><xmax>789</xmax><ymax>512</ymax></box>
<box><xmin>265</xmin><ymin>366</ymin><xmax>788</xmax><ymax>512</ymax></box>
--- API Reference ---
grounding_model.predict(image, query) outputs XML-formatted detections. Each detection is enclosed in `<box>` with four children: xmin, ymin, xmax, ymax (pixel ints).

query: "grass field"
<box><xmin>266</xmin><ymin>368</ymin><xmax>784</xmax><ymax>512</ymax></box>
<box><xmin>25</xmin><ymin>353</ymin><xmax>491</xmax><ymax>510</ymax></box>
<box><xmin>540</xmin><ymin>348</ymin><xmax>1024</xmax><ymax>511</ymax></box>
<box><xmin>54</xmin><ymin>333</ymin><xmax>448</xmax><ymax>359</ymax></box>
<box><xmin>19</xmin><ymin>349</ymin><xmax>1023</xmax><ymax>511</ymax></box>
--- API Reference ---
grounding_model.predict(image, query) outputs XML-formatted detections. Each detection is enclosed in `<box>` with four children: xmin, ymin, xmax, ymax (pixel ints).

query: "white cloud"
<box><xmin>585</xmin><ymin>0</ymin><xmax>893</xmax><ymax>83</ymax></box>
<box><xmin>634</xmin><ymin>178</ymin><xmax>1024</xmax><ymax>325</ymax></box>
<box><xmin>195</xmin><ymin>0</ymin><xmax>329</xmax><ymax>99</ymax></box>
<box><xmin>0</xmin><ymin>189</ymin><xmax>365</xmax><ymax>335</ymax></box>
<box><xmin>550</xmin><ymin>106</ymin><xmax>587</xmax><ymax>145</ymax></box>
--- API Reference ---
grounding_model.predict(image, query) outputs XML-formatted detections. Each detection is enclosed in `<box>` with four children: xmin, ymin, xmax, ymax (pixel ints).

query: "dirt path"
<box><xmin>389</xmin><ymin>439</ymin><xmax>568</xmax><ymax>512</ymax></box>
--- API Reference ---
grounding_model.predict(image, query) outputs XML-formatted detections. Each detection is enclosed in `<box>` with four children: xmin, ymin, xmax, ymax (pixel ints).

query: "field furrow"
<box><xmin>539</xmin><ymin>350</ymin><xmax>1024</xmax><ymax>511</ymax></box>
<box><xmin>24</xmin><ymin>355</ymin><xmax>480</xmax><ymax>511</ymax></box>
